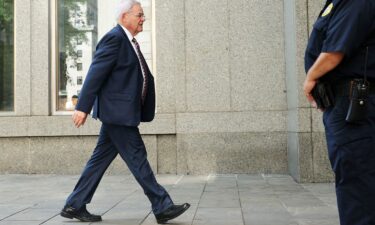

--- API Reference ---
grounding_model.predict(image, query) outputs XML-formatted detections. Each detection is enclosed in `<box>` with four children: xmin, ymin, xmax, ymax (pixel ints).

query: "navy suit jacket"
<box><xmin>75</xmin><ymin>24</ymin><xmax>155</xmax><ymax>126</ymax></box>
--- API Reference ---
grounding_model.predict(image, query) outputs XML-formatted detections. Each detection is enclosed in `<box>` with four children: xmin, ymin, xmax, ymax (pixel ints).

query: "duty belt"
<box><xmin>332</xmin><ymin>79</ymin><xmax>375</xmax><ymax>96</ymax></box>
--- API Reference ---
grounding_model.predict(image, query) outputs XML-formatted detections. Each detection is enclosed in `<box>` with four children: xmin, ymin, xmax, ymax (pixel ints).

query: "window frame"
<box><xmin>51</xmin><ymin>0</ymin><xmax>155</xmax><ymax>115</ymax></box>
<box><xmin>51</xmin><ymin>0</ymin><xmax>72</xmax><ymax>115</ymax></box>
<box><xmin>51</xmin><ymin>0</ymin><xmax>93</xmax><ymax>115</ymax></box>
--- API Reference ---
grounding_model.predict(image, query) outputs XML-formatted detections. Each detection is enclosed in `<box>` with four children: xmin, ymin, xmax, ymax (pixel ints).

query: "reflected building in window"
<box><xmin>56</xmin><ymin>0</ymin><xmax>152</xmax><ymax>111</ymax></box>
<box><xmin>58</xmin><ymin>0</ymin><xmax>97</xmax><ymax>111</ymax></box>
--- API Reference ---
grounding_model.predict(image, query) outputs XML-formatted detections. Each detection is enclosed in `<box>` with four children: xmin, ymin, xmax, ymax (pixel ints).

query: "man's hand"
<box><xmin>303</xmin><ymin>77</ymin><xmax>317</xmax><ymax>107</ymax></box>
<box><xmin>303</xmin><ymin>52</ymin><xmax>344</xmax><ymax>109</ymax></box>
<box><xmin>72</xmin><ymin>110</ymin><xmax>88</xmax><ymax>128</ymax></box>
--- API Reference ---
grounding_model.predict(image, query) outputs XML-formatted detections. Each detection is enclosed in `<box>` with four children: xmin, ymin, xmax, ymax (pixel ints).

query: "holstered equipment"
<box><xmin>311</xmin><ymin>81</ymin><xmax>335</xmax><ymax>110</ymax></box>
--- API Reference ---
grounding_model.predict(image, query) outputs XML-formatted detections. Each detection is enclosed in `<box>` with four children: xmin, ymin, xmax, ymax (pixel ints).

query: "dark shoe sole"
<box><xmin>60</xmin><ymin>211</ymin><xmax>74</xmax><ymax>219</ymax></box>
<box><xmin>60</xmin><ymin>211</ymin><xmax>102</xmax><ymax>222</ymax></box>
<box><xmin>156</xmin><ymin>203</ymin><xmax>190</xmax><ymax>224</ymax></box>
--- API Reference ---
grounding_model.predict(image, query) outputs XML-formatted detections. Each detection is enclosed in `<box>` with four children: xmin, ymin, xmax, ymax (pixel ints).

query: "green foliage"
<box><xmin>0</xmin><ymin>0</ymin><xmax>13</xmax><ymax>31</ymax></box>
<box><xmin>59</xmin><ymin>0</ymin><xmax>93</xmax><ymax>90</ymax></box>
<box><xmin>60</xmin><ymin>0</ymin><xmax>89</xmax><ymax>57</ymax></box>
<box><xmin>0</xmin><ymin>0</ymin><xmax>14</xmax><ymax>111</ymax></box>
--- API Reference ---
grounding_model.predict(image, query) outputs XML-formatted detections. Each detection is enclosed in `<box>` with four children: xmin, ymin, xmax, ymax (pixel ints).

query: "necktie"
<box><xmin>132</xmin><ymin>38</ymin><xmax>148</xmax><ymax>104</ymax></box>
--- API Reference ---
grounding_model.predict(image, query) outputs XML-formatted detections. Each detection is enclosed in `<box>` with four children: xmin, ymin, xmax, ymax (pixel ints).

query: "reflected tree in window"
<box><xmin>0</xmin><ymin>0</ymin><xmax>14</xmax><ymax>111</ymax></box>
<box><xmin>58</xmin><ymin>0</ymin><xmax>97</xmax><ymax>111</ymax></box>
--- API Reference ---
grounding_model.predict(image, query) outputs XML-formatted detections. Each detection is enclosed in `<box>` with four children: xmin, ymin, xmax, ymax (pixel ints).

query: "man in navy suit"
<box><xmin>60</xmin><ymin>0</ymin><xmax>190</xmax><ymax>223</ymax></box>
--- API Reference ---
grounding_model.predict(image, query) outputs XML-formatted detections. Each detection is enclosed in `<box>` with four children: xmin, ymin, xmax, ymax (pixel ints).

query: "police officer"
<box><xmin>303</xmin><ymin>0</ymin><xmax>375</xmax><ymax>224</ymax></box>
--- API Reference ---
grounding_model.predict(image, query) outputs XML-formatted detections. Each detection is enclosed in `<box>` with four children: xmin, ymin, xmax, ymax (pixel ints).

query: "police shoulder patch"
<box><xmin>322</xmin><ymin>3</ymin><xmax>333</xmax><ymax>17</ymax></box>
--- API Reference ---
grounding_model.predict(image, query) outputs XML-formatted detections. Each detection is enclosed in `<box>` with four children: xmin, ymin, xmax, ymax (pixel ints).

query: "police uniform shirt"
<box><xmin>305</xmin><ymin>0</ymin><xmax>375</xmax><ymax>81</ymax></box>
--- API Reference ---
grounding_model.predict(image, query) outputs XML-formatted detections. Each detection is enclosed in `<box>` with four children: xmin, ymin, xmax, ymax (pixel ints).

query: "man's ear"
<box><xmin>121</xmin><ymin>13</ymin><xmax>127</xmax><ymax>23</ymax></box>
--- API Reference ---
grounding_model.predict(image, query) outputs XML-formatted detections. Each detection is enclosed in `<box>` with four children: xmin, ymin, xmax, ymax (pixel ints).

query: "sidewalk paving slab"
<box><xmin>0</xmin><ymin>174</ymin><xmax>339</xmax><ymax>225</ymax></box>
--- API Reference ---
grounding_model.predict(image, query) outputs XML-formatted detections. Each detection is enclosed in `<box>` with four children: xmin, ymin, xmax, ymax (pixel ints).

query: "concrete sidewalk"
<box><xmin>0</xmin><ymin>174</ymin><xmax>339</xmax><ymax>225</ymax></box>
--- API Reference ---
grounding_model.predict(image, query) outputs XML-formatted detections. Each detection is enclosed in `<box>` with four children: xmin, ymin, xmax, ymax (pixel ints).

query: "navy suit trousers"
<box><xmin>323</xmin><ymin>95</ymin><xmax>375</xmax><ymax>225</ymax></box>
<box><xmin>66</xmin><ymin>124</ymin><xmax>173</xmax><ymax>214</ymax></box>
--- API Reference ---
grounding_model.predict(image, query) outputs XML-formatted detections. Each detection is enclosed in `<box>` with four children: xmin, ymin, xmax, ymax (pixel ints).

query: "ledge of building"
<box><xmin>0</xmin><ymin>113</ymin><xmax>176</xmax><ymax>137</ymax></box>
<box><xmin>0</xmin><ymin>110</ymin><xmax>287</xmax><ymax>137</ymax></box>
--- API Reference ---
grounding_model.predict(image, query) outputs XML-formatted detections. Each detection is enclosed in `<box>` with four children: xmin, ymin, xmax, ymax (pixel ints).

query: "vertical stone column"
<box><xmin>155</xmin><ymin>0</ymin><xmax>185</xmax><ymax>114</ymax></box>
<box><xmin>15</xmin><ymin>0</ymin><xmax>31</xmax><ymax>116</ymax></box>
<box><xmin>284</xmin><ymin>0</ymin><xmax>310</xmax><ymax>182</ymax></box>
<box><xmin>154</xmin><ymin>0</ymin><xmax>186</xmax><ymax>173</ymax></box>
<box><xmin>31</xmin><ymin>0</ymin><xmax>50</xmax><ymax>116</ymax></box>
<box><xmin>285</xmin><ymin>0</ymin><xmax>333</xmax><ymax>182</ymax></box>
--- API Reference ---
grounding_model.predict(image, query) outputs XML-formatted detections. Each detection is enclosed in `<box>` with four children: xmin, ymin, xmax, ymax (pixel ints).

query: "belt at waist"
<box><xmin>332</xmin><ymin>80</ymin><xmax>375</xmax><ymax>96</ymax></box>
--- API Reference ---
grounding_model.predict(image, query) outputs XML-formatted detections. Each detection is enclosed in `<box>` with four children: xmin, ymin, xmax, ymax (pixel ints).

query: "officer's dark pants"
<box><xmin>324</xmin><ymin>95</ymin><xmax>375</xmax><ymax>225</ymax></box>
<box><xmin>65</xmin><ymin>124</ymin><xmax>173</xmax><ymax>214</ymax></box>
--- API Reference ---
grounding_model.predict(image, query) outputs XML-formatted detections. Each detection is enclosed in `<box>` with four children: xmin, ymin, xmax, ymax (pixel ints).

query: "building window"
<box><xmin>77</xmin><ymin>63</ymin><xmax>83</xmax><ymax>71</ymax></box>
<box><xmin>77</xmin><ymin>76</ymin><xmax>82</xmax><ymax>85</ymax></box>
<box><xmin>56</xmin><ymin>0</ymin><xmax>98</xmax><ymax>111</ymax></box>
<box><xmin>54</xmin><ymin>0</ymin><xmax>153</xmax><ymax>112</ymax></box>
<box><xmin>0</xmin><ymin>0</ymin><xmax>14</xmax><ymax>112</ymax></box>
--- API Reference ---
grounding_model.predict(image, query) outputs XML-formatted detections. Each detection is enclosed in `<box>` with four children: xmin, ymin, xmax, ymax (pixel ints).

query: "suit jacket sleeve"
<box><xmin>75</xmin><ymin>32</ymin><xmax>121</xmax><ymax>113</ymax></box>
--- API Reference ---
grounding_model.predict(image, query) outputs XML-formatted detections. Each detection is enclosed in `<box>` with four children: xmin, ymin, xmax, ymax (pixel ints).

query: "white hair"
<box><xmin>115</xmin><ymin>0</ymin><xmax>141</xmax><ymax>21</ymax></box>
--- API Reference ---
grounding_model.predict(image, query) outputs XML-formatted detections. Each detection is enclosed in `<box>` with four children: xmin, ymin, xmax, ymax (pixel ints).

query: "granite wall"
<box><xmin>0</xmin><ymin>0</ymin><xmax>333</xmax><ymax>182</ymax></box>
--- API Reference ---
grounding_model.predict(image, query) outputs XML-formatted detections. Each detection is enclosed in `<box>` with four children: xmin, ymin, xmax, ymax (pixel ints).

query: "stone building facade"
<box><xmin>0</xmin><ymin>0</ymin><xmax>330</xmax><ymax>182</ymax></box>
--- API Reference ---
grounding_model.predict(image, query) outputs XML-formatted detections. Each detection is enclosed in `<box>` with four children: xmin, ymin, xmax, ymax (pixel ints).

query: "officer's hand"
<box><xmin>72</xmin><ymin>110</ymin><xmax>88</xmax><ymax>128</ymax></box>
<box><xmin>303</xmin><ymin>78</ymin><xmax>317</xmax><ymax>106</ymax></box>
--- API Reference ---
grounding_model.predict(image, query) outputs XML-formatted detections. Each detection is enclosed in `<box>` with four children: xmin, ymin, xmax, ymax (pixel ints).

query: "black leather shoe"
<box><xmin>155</xmin><ymin>203</ymin><xmax>190</xmax><ymax>224</ymax></box>
<box><xmin>60</xmin><ymin>205</ymin><xmax>102</xmax><ymax>222</ymax></box>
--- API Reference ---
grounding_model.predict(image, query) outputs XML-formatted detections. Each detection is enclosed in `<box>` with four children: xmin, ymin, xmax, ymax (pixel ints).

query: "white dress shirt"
<box><xmin>120</xmin><ymin>25</ymin><xmax>146</xmax><ymax>80</ymax></box>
